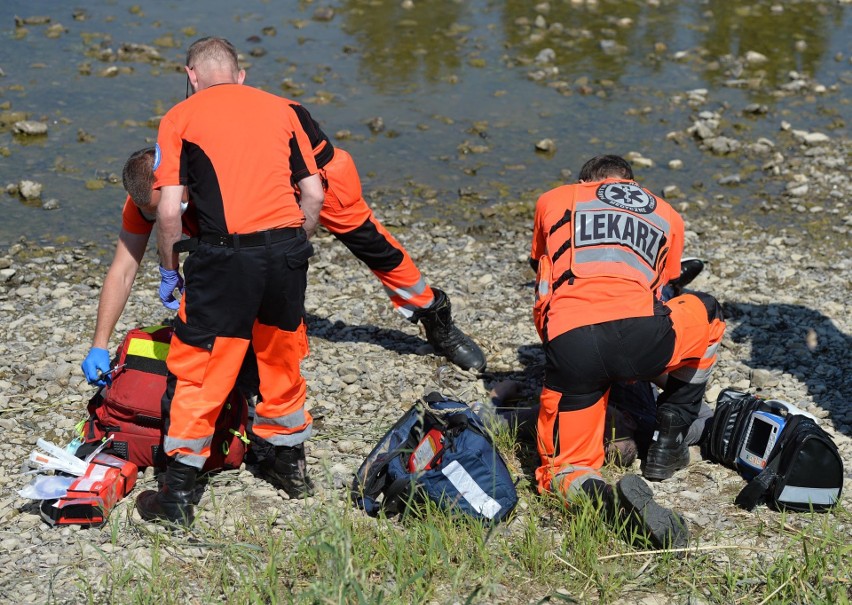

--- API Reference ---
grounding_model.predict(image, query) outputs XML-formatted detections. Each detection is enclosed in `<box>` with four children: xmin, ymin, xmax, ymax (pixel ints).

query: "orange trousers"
<box><xmin>536</xmin><ymin>293</ymin><xmax>726</xmax><ymax>496</ymax></box>
<box><xmin>318</xmin><ymin>148</ymin><xmax>434</xmax><ymax>318</ymax></box>
<box><xmin>163</xmin><ymin>233</ymin><xmax>313</xmax><ymax>469</ymax></box>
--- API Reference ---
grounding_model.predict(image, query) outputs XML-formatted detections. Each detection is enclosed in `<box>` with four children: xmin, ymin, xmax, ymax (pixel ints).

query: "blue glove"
<box><xmin>158</xmin><ymin>265</ymin><xmax>185</xmax><ymax>311</ymax></box>
<box><xmin>82</xmin><ymin>347</ymin><xmax>112</xmax><ymax>386</ymax></box>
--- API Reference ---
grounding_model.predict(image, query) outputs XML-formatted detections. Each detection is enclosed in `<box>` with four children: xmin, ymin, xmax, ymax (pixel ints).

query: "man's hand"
<box><xmin>158</xmin><ymin>265</ymin><xmax>184</xmax><ymax>310</ymax></box>
<box><xmin>82</xmin><ymin>347</ymin><xmax>112</xmax><ymax>386</ymax></box>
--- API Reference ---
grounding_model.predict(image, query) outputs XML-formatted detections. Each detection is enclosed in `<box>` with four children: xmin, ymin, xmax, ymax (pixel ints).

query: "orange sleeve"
<box><xmin>153</xmin><ymin>113</ymin><xmax>183</xmax><ymax>189</ymax></box>
<box><xmin>530</xmin><ymin>194</ymin><xmax>548</xmax><ymax>261</ymax></box>
<box><xmin>121</xmin><ymin>196</ymin><xmax>154</xmax><ymax>235</ymax></box>
<box><xmin>663</xmin><ymin>210</ymin><xmax>684</xmax><ymax>283</ymax></box>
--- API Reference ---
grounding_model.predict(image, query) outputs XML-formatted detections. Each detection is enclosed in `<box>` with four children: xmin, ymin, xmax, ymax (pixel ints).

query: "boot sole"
<box><xmin>616</xmin><ymin>474</ymin><xmax>689</xmax><ymax>549</ymax></box>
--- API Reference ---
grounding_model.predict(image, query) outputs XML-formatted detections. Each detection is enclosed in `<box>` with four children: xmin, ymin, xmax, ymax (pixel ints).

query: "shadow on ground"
<box><xmin>306</xmin><ymin>313</ymin><xmax>426</xmax><ymax>356</ymax></box>
<box><xmin>724</xmin><ymin>302</ymin><xmax>851</xmax><ymax>437</ymax></box>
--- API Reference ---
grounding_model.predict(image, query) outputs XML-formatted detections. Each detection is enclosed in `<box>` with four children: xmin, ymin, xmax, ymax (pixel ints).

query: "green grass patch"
<box><xmin>70</xmin><ymin>432</ymin><xmax>851</xmax><ymax>605</ymax></box>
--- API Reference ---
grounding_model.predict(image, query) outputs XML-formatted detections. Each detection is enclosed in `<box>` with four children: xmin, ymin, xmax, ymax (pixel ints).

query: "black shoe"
<box><xmin>136</xmin><ymin>459</ymin><xmax>197</xmax><ymax>527</ymax></box>
<box><xmin>413</xmin><ymin>288</ymin><xmax>486</xmax><ymax>371</ymax></box>
<box><xmin>616</xmin><ymin>474</ymin><xmax>689</xmax><ymax>549</ymax></box>
<box><xmin>262</xmin><ymin>444</ymin><xmax>315</xmax><ymax>499</ymax></box>
<box><xmin>642</xmin><ymin>409</ymin><xmax>691</xmax><ymax>481</ymax></box>
<box><xmin>667</xmin><ymin>257</ymin><xmax>705</xmax><ymax>297</ymax></box>
<box><xmin>579</xmin><ymin>477</ymin><xmax>618</xmax><ymax>519</ymax></box>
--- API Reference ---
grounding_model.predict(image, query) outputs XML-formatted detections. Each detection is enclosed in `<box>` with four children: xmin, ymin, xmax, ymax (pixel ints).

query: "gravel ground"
<box><xmin>0</xmin><ymin>133</ymin><xmax>849</xmax><ymax>603</ymax></box>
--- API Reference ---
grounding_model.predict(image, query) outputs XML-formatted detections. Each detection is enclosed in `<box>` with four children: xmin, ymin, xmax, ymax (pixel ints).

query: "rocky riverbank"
<box><xmin>0</xmin><ymin>132</ymin><xmax>849</xmax><ymax>603</ymax></box>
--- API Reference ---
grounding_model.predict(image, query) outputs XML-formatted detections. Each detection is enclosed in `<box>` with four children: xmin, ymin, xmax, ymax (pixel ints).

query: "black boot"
<box><xmin>262</xmin><ymin>444</ymin><xmax>315</xmax><ymax>499</ymax></box>
<box><xmin>616</xmin><ymin>474</ymin><xmax>689</xmax><ymax>549</ymax></box>
<box><xmin>642</xmin><ymin>409</ymin><xmax>691</xmax><ymax>481</ymax></box>
<box><xmin>579</xmin><ymin>477</ymin><xmax>618</xmax><ymax>520</ymax></box>
<box><xmin>413</xmin><ymin>288</ymin><xmax>486</xmax><ymax>371</ymax></box>
<box><xmin>667</xmin><ymin>257</ymin><xmax>705</xmax><ymax>297</ymax></box>
<box><xmin>136</xmin><ymin>459</ymin><xmax>197</xmax><ymax>527</ymax></box>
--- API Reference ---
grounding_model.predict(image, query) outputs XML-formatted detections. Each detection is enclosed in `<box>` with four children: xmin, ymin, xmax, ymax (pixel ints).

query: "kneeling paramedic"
<box><xmin>135</xmin><ymin>37</ymin><xmax>325</xmax><ymax>526</ymax></box>
<box><xmin>530</xmin><ymin>155</ymin><xmax>726</xmax><ymax>548</ymax></box>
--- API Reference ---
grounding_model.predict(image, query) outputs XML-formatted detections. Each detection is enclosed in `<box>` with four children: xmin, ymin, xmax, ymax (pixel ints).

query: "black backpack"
<box><xmin>351</xmin><ymin>393</ymin><xmax>518</xmax><ymax>523</ymax></box>
<box><xmin>704</xmin><ymin>388</ymin><xmax>843</xmax><ymax>512</ymax></box>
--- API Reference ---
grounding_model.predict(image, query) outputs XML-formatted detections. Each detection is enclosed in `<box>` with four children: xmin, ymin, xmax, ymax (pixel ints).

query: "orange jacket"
<box><xmin>154</xmin><ymin>84</ymin><xmax>318</xmax><ymax>235</ymax></box>
<box><xmin>121</xmin><ymin>196</ymin><xmax>198</xmax><ymax>237</ymax></box>
<box><xmin>531</xmin><ymin>178</ymin><xmax>683</xmax><ymax>339</ymax></box>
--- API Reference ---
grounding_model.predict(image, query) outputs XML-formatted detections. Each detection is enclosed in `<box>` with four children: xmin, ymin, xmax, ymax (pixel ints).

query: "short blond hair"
<box><xmin>185</xmin><ymin>37</ymin><xmax>239</xmax><ymax>73</ymax></box>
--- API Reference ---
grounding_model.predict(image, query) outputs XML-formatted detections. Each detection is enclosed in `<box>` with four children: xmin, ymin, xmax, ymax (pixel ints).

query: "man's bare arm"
<box><xmin>156</xmin><ymin>185</ymin><xmax>185</xmax><ymax>270</ymax></box>
<box><xmin>91</xmin><ymin>230</ymin><xmax>149</xmax><ymax>349</ymax></box>
<box><xmin>297</xmin><ymin>174</ymin><xmax>324</xmax><ymax>238</ymax></box>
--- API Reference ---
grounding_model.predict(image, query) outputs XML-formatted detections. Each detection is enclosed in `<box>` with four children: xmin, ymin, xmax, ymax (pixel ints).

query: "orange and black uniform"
<box><xmin>288</xmin><ymin>104</ymin><xmax>435</xmax><ymax>316</ymax></box>
<box><xmin>531</xmin><ymin>178</ymin><xmax>725</xmax><ymax>496</ymax></box>
<box><xmin>154</xmin><ymin>83</ymin><xmax>318</xmax><ymax>469</ymax></box>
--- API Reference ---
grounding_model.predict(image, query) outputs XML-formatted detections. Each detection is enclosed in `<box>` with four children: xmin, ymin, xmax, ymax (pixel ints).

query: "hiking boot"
<box><xmin>413</xmin><ymin>288</ymin><xmax>486</xmax><ymax>371</ymax></box>
<box><xmin>666</xmin><ymin>257</ymin><xmax>705</xmax><ymax>297</ymax></box>
<box><xmin>262</xmin><ymin>444</ymin><xmax>315</xmax><ymax>499</ymax></box>
<box><xmin>136</xmin><ymin>459</ymin><xmax>197</xmax><ymax>527</ymax></box>
<box><xmin>642</xmin><ymin>409</ymin><xmax>692</xmax><ymax>481</ymax></box>
<box><xmin>578</xmin><ymin>477</ymin><xmax>617</xmax><ymax>519</ymax></box>
<box><xmin>616</xmin><ymin>474</ymin><xmax>689</xmax><ymax>549</ymax></box>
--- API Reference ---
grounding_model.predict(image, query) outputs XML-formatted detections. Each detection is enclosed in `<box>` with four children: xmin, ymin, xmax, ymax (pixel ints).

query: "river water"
<box><xmin>1</xmin><ymin>0</ymin><xmax>849</xmax><ymax>246</ymax></box>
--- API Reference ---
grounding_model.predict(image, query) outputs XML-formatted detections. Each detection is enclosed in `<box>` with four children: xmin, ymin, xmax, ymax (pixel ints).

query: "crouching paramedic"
<box><xmin>135</xmin><ymin>36</ymin><xmax>324</xmax><ymax>525</ymax></box>
<box><xmin>530</xmin><ymin>155</ymin><xmax>725</xmax><ymax>548</ymax></box>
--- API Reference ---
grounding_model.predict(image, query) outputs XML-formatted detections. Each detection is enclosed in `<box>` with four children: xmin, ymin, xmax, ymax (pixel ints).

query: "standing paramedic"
<box><xmin>530</xmin><ymin>155</ymin><xmax>725</xmax><ymax>548</ymax></box>
<box><xmin>135</xmin><ymin>37</ymin><xmax>325</xmax><ymax>526</ymax></box>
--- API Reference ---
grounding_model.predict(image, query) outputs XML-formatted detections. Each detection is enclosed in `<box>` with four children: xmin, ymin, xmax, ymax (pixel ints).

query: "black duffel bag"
<box><xmin>703</xmin><ymin>388</ymin><xmax>843</xmax><ymax>513</ymax></box>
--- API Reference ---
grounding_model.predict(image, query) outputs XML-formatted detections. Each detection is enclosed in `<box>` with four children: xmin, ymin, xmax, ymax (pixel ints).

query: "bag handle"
<box><xmin>734</xmin><ymin>452</ymin><xmax>782</xmax><ymax>510</ymax></box>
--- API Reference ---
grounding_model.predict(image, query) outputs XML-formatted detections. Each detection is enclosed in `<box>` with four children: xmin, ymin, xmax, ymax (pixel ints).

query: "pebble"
<box><xmin>13</xmin><ymin>121</ymin><xmax>48</xmax><ymax>136</ymax></box>
<box><xmin>534</xmin><ymin>138</ymin><xmax>556</xmax><ymax>153</ymax></box>
<box><xmin>18</xmin><ymin>180</ymin><xmax>43</xmax><ymax>200</ymax></box>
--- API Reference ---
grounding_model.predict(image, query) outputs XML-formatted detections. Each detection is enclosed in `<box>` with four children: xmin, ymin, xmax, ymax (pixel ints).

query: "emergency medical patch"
<box><xmin>596</xmin><ymin>183</ymin><xmax>656</xmax><ymax>214</ymax></box>
<box><xmin>153</xmin><ymin>143</ymin><xmax>162</xmax><ymax>171</ymax></box>
<box><xmin>575</xmin><ymin>210</ymin><xmax>664</xmax><ymax>266</ymax></box>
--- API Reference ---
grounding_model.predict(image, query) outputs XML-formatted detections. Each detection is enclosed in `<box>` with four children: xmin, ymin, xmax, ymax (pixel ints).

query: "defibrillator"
<box><xmin>736</xmin><ymin>400</ymin><xmax>815</xmax><ymax>477</ymax></box>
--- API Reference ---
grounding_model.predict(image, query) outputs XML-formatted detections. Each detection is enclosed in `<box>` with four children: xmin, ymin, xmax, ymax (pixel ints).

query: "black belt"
<box><xmin>201</xmin><ymin>227</ymin><xmax>300</xmax><ymax>248</ymax></box>
<box><xmin>173</xmin><ymin>228</ymin><xmax>301</xmax><ymax>253</ymax></box>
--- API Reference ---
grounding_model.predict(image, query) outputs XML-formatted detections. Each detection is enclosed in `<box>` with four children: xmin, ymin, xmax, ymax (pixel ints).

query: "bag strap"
<box><xmin>382</xmin><ymin>475</ymin><xmax>416</xmax><ymax>514</ymax></box>
<box><xmin>352</xmin><ymin>446</ymin><xmax>410</xmax><ymax>514</ymax></box>
<box><xmin>734</xmin><ymin>453</ymin><xmax>782</xmax><ymax>510</ymax></box>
